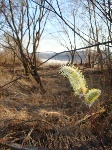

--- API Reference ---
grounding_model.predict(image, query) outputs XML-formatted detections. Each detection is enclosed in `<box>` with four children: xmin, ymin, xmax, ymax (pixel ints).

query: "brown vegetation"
<box><xmin>0</xmin><ymin>57</ymin><xmax>112</xmax><ymax>150</ymax></box>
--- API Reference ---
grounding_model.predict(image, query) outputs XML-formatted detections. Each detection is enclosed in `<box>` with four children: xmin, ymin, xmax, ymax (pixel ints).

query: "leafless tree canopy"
<box><xmin>0</xmin><ymin>0</ymin><xmax>112</xmax><ymax>88</ymax></box>
<box><xmin>0</xmin><ymin>0</ymin><xmax>53</xmax><ymax>90</ymax></box>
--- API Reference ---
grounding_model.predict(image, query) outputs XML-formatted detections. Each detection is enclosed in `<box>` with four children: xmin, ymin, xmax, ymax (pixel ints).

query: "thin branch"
<box><xmin>0</xmin><ymin>139</ymin><xmax>52</xmax><ymax>150</ymax></box>
<box><xmin>32</xmin><ymin>0</ymin><xmax>92</xmax><ymax>45</ymax></box>
<box><xmin>37</xmin><ymin>40</ymin><xmax>112</xmax><ymax>67</ymax></box>
<box><xmin>89</xmin><ymin>0</ymin><xmax>112</xmax><ymax>22</ymax></box>
<box><xmin>0</xmin><ymin>76</ymin><xmax>22</xmax><ymax>90</ymax></box>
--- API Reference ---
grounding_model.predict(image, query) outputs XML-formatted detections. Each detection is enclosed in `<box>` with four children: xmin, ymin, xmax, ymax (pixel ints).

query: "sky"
<box><xmin>37</xmin><ymin>0</ymin><xmax>86</xmax><ymax>53</ymax></box>
<box><xmin>25</xmin><ymin>0</ymin><xmax>70</xmax><ymax>53</ymax></box>
<box><xmin>36</xmin><ymin>0</ymin><xmax>110</xmax><ymax>53</ymax></box>
<box><xmin>38</xmin><ymin>38</ymin><xmax>66</xmax><ymax>53</ymax></box>
<box><xmin>0</xmin><ymin>0</ymin><xmax>110</xmax><ymax>53</ymax></box>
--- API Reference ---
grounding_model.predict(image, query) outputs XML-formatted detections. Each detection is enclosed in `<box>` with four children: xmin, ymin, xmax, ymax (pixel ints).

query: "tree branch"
<box><xmin>38</xmin><ymin>40</ymin><xmax>112</xmax><ymax>67</ymax></box>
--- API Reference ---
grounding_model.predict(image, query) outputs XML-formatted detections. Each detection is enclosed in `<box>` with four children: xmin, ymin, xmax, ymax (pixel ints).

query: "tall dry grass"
<box><xmin>0</xmin><ymin>57</ymin><xmax>111</xmax><ymax>149</ymax></box>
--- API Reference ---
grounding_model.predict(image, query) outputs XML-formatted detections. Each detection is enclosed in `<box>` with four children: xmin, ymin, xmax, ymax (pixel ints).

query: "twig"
<box><xmin>22</xmin><ymin>129</ymin><xmax>34</xmax><ymax>146</ymax></box>
<box><xmin>38</xmin><ymin>40</ymin><xmax>112</xmax><ymax>67</ymax></box>
<box><xmin>0</xmin><ymin>138</ymin><xmax>53</xmax><ymax>150</ymax></box>
<box><xmin>88</xmin><ymin>107</ymin><xmax>105</xmax><ymax>150</ymax></box>
<box><xmin>73</xmin><ymin>107</ymin><xmax>105</xmax><ymax>126</ymax></box>
<box><xmin>0</xmin><ymin>76</ymin><xmax>22</xmax><ymax>90</ymax></box>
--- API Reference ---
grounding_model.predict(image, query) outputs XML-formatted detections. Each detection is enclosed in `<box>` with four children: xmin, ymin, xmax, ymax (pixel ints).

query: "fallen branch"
<box><xmin>73</xmin><ymin>107</ymin><xmax>106</xmax><ymax>126</ymax></box>
<box><xmin>0</xmin><ymin>76</ymin><xmax>22</xmax><ymax>90</ymax></box>
<box><xmin>0</xmin><ymin>139</ymin><xmax>53</xmax><ymax>150</ymax></box>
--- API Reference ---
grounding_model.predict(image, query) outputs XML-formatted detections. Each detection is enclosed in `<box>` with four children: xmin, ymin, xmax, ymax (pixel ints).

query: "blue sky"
<box><xmin>37</xmin><ymin>0</ymin><xmax>86</xmax><ymax>53</ymax></box>
<box><xmin>1</xmin><ymin>0</ymin><xmax>110</xmax><ymax>53</ymax></box>
<box><xmin>37</xmin><ymin>0</ymin><xmax>110</xmax><ymax>53</ymax></box>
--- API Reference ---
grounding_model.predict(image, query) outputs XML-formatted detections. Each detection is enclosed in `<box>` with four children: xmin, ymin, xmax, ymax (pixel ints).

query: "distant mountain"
<box><xmin>37</xmin><ymin>51</ymin><xmax>86</xmax><ymax>63</ymax></box>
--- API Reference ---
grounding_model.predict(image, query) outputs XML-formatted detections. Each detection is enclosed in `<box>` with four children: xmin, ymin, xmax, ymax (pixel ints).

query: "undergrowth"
<box><xmin>0</xmin><ymin>62</ymin><xmax>111</xmax><ymax>150</ymax></box>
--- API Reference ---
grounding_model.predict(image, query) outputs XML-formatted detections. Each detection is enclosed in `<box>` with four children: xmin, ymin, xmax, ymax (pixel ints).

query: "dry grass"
<box><xmin>0</xmin><ymin>59</ymin><xmax>112</xmax><ymax>150</ymax></box>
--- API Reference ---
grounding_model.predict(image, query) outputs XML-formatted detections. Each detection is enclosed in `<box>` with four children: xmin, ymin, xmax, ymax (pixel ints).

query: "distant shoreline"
<box><xmin>37</xmin><ymin>51</ymin><xmax>85</xmax><ymax>64</ymax></box>
<box><xmin>41</xmin><ymin>59</ymin><xmax>68</xmax><ymax>64</ymax></box>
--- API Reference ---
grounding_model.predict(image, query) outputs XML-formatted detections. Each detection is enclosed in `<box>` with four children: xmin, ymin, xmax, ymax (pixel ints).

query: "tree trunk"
<box><xmin>97</xmin><ymin>46</ymin><xmax>103</xmax><ymax>71</ymax></box>
<box><xmin>88</xmin><ymin>54</ymin><xmax>91</xmax><ymax>68</ymax></box>
<box><xmin>30</xmin><ymin>65</ymin><xmax>45</xmax><ymax>92</ymax></box>
<box><xmin>71</xmin><ymin>51</ymin><xmax>75</xmax><ymax>64</ymax></box>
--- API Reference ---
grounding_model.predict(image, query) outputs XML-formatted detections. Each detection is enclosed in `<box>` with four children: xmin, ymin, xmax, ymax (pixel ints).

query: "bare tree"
<box><xmin>44</xmin><ymin>0</ymin><xmax>91</xmax><ymax>65</ymax></box>
<box><xmin>0</xmin><ymin>0</ymin><xmax>52</xmax><ymax>91</ymax></box>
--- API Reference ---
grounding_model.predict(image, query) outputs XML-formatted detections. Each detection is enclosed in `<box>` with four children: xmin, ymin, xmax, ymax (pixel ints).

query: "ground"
<box><xmin>0</xmin><ymin>62</ymin><xmax>112</xmax><ymax>150</ymax></box>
